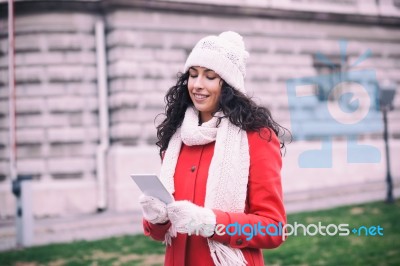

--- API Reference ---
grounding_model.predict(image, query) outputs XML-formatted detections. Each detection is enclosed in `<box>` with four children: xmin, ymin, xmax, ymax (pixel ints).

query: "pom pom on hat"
<box><xmin>219</xmin><ymin>31</ymin><xmax>247</xmax><ymax>52</ymax></box>
<box><xmin>183</xmin><ymin>31</ymin><xmax>249</xmax><ymax>93</ymax></box>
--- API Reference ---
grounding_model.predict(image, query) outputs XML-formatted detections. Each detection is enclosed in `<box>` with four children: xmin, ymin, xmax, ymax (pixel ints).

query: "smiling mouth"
<box><xmin>194</xmin><ymin>93</ymin><xmax>209</xmax><ymax>100</ymax></box>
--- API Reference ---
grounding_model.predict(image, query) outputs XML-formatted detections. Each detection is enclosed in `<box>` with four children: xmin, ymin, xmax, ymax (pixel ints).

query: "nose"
<box><xmin>193</xmin><ymin>75</ymin><xmax>204</xmax><ymax>90</ymax></box>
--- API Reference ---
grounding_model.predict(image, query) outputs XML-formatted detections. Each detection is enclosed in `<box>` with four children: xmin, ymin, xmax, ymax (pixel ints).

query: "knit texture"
<box><xmin>183</xmin><ymin>31</ymin><xmax>249</xmax><ymax>93</ymax></box>
<box><xmin>139</xmin><ymin>195</ymin><xmax>169</xmax><ymax>224</ymax></box>
<box><xmin>159</xmin><ymin>107</ymin><xmax>250</xmax><ymax>266</ymax></box>
<box><xmin>167</xmin><ymin>200</ymin><xmax>217</xmax><ymax>237</ymax></box>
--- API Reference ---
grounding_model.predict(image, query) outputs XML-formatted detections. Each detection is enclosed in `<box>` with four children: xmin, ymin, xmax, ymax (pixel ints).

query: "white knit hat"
<box><xmin>183</xmin><ymin>31</ymin><xmax>249</xmax><ymax>93</ymax></box>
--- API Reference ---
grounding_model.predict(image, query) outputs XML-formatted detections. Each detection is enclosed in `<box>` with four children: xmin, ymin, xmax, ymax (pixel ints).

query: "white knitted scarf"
<box><xmin>159</xmin><ymin>107</ymin><xmax>250</xmax><ymax>266</ymax></box>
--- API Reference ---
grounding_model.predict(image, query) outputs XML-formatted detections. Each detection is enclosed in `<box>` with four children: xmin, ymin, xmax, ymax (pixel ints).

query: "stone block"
<box><xmin>140</xmin><ymin>62</ymin><xmax>165</xmax><ymax>79</ymax></box>
<box><xmin>142</xmin><ymin>122</ymin><xmax>157</xmax><ymax>142</ymax></box>
<box><xmin>161</xmin><ymin>62</ymin><xmax>182</xmax><ymax>79</ymax></box>
<box><xmin>0</xmin><ymin>145</ymin><xmax>8</xmax><ymax>160</ymax></box>
<box><xmin>110</xmin><ymin>108</ymin><xmax>135</xmax><ymax>123</ymax></box>
<box><xmin>17</xmin><ymin>128</ymin><xmax>45</xmax><ymax>145</ymax></box>
<box><xmin>108</xmin><ymin>92</ymin><xmax>139</xmax><ymax>109</ymax></box>
<box><xmin>143</xmin><ymin>92</ymin><xmax>165</xmax><ymax>109</ymax></box>
<box><xmin>106</xmin><ymin>29</ymin><xmax>139</xmax><ymax>47</ymax></box>
<box><xmin>48</xmin><ymin>157</ymin><xmax>95</xmax><ymax>174</ymax></box>
<box><xmin>65</xmin><ymin>82</ymin><xmax>97</xmax><ymax>96</ymax></box>
<box><xmin>15</xmin><ymin>66</ymin><xmax>44</xmax><ymax>83</ymax></box>
<box><xmin>154</xmin><ymin>78</ymin><xmax>174</xmax><ymax>94</ymax></box>
<box><xmin>16</xmin><ymin>97</ymin><xmax>45</xmax><ymax>114</ymax></box>
<box><xmin>16</xmin><ymin>113</ymin><xmax>44</xmax><ymax>128</ymax></box>
<box><xmin>47</xmin><ymin>65</ymin><xmax>96</xmax><ymax>82</ymax></box>
<box><xmin>12</xmin><ymin>83</ymin><xmax>65</xmax><ymax>97</ymax></box>
<box><xmin>109</xmin><ymin>78</ymin><xmax>137</xmax><ymax>93</ymax></box>
<box><xmin>64</xmin><ymin>51</ymin><xmax>96</xmax><ymax>65</ymax></box>
<box><xmin>0</xmin><ymin>69</ymin><xmax>7</xmax><ymax>86</ymax></box>
<box><xmin>15</xmin><ymin>13</ymin><xmax>95</xmax><ymax>33</ymax></box>
<box><xmin>32</xmin><ymin>180</ymin><xmax>97</xmax><ymax>217</ymax></box>
<box><xmin>17</xmin><ymin>52</ymin><xmax>64</xmax><ymax>66</ymax></box>
<box><xmin>108</xmin><ymin>61</ymin><xmax>139</xmax><ymax>79</ymax></box>
<box><xmin>0</xmin><ymin>39</ymin><xmax>8</xmax><ymax>54</ymax></box>
<box><xmin>110</xmin><ymin>123</ymin><xmax>141</xmax><ymax>141</ymax></box>
<box><xmin>49</xmin><ymin>142</ymin><xmax>96</xmax><ymax>157</ymax></box>
<box><xmin>46</xmin><ymin>113</ymin><xmax>70</xmax><ymax>127</ymax></box>
<box><xmin>247</xmin><ymin>53</ymin><xmax>313</xmax><ymax>66</ymax></box>
<box><xmin>47</xmin><ymin>33</ymin><xmax>95</xmax><ymax>51</ymax></box>
<box><xmin>281</xmin><ymin>139</ymin><xmax>400</xmax><ymax>192</ymax></box>
<box><xmin>131</xmin><ymin>78</ymin><xmax>159</xmax><ymax>94</ymax></box>
<box><xmin>348</xmin><ymin>56</ymin><xmax>400</xmax><ymax>69</ymax></box>
<box><xmin>106</xmin><ymin>145</ymin><xmax>160</xmax><ymax>211</ymax></box>
<box><xmin>0</xmin><ymin>182</ymin><xmax>15</xmax><ymax>218</ymax></box>
<box><xmin>154</xmin><ymin>49</ymin><xmax>186</xmax><ymax>62</ymax></box>
<box><xmin>47</xmin><ymin>95</ymin><xmax>98</xmax><ymax>113</ymax></box>
<box><xmin>108</xmin><ymin>47</ymin><xmax>155</xmax><ymax>62</ymax></box>
<box><xmin>47</xmin><ymin>96</ymin><xmax>85</xmax><ymax>113</ymax></box>
<box><xmin>0</xmin><ymin>115</ymin><xmax>7</xmax><ymax>130</ymax></box>
<box><xmin>0</xmin><ymin>160</ymin><xmax>9</xmax><ymax>176</ymax></box>
<box><xmin>17</xmin><ymin>159</ymin><xmax>46</xmax><ymax>174</ymax></box>
<box><xmin>48</xmin><ymin>127</ymin><xmax>99</xmax><ymax>143</ymax></box>
<box><xmin>0</xmin><ymin>98</ymin><xmax>9</xmax><ymax>115</ymax></box>
<box><xmin>387</xmin><ymin>69</ymin><xmax>400</xmax><ymax>82</ymax></box>
<box><xmin>17</xmin><ymin>144</ymin><xmax>43</xmax><ymax>159</ymax></box>
<box><xmin>110</xmin><ymin>107</ymin><xmax>157</xmax><ymax>124</ymax></box>
<box><xmin>167</xmin><ymin>32</ymin><xmax>204</xmax><ymax>50</ymax></box>
<box><xmin>137</xmin><ymin>31</ymin><xmax>165</xmax><ymax>48</ymax></box>
<box><xmin>0</xmin><ymin>179</ymin><xmax>98</xmax><ymax>218</ymax></box>
<box><xmin>14</xmin><ymin>34</ymin><xmax>42</xmax><ymax>52</ymax></box>
<box><xmin>0</xmin><ymin>130</ymin><xmax>7</xmax><ymax>145</ymax></box>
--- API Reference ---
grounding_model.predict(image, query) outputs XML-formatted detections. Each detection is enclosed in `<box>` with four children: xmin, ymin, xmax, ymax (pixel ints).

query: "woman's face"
<box><xmin>187</xmin><ymin>66</ymin><xmax>222</xmax><ymax>123</ymax></box>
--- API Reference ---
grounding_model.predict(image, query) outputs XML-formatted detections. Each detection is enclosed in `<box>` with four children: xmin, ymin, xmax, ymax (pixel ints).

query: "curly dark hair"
<box><xmin>155</xmin><ymin>71</ymin><xmax>290</xmax><ymax>158</ymax></box>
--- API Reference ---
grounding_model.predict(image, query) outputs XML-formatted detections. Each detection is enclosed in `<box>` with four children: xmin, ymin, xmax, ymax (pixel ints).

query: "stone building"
<box><xmin>0</xmin><ymin>0</ymin><xmax>399</xmax><ymax>221</ymax></box>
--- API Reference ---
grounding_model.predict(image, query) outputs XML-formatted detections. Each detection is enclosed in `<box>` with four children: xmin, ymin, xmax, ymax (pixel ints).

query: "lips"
<box><xmin>193</xmin><ymin>93</ymin><xmax>209</xmax><ymax>100</ymax></box>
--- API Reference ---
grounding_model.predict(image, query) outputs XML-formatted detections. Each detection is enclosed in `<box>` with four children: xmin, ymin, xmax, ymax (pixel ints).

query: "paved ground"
<box><xmin>1</xmin><ymin>179</ymin><xmax>399</xmax><ymax>252</ymax></box>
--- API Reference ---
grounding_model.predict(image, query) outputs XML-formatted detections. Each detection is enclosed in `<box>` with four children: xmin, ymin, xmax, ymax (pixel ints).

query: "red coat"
<box><xmin>143</xmin><ymin>128</ymin><xmax>286</xmax><ymax>266</ymax></box>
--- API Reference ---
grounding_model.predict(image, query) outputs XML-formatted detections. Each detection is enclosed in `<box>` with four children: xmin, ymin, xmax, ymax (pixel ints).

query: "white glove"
<box><xmin>139</xmin><ymin>195</ymin><xmax>169</xmax><ymax>224</ymax></box>
<box><xmin>167</xmin><ymin>200</ymin><xmax>216</xmax><ymax>237</ymax></box>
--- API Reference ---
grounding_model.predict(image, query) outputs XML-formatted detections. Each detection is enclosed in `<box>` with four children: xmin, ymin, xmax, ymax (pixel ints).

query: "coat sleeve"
<box><xmin>142</xmin><ymin>219</ymin><xmax>171</xmax><ymax>242</ymax></box>
<box><xmin>209</xmin><ymin>128</ymin><xmax>286</xmax><ymax>249</ymax></box>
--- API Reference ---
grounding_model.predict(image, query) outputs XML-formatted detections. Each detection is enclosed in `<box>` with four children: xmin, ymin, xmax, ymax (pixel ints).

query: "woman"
<box><xmin>139</xmin><ymin>31</ymin><xmax>288</xmax><ymax>266</ymax></box>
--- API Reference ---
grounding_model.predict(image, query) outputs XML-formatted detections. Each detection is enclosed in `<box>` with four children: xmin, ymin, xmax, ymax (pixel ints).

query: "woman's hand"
<box><xmin>167</xmin><ymin>200</ymin><xmax>216</xmax><ymax>237</ymax></box>
<box><xmin>139</xmin><ymin>195</ymin><xmax>169</xmax><ymax>224</ymax></box>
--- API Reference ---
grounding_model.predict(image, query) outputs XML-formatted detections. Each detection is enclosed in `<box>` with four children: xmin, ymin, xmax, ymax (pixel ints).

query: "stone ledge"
<box><xmin>1</xmin><ymin>0</ymin><xmax>400</xmax><ymax>27</ymax></box>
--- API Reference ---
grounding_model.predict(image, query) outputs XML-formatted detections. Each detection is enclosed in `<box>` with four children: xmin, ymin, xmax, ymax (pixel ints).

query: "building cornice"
<box><xmin>0</xmin><ymin>0</ymin><xmax>400</xmax><ymax>27</ymax></box>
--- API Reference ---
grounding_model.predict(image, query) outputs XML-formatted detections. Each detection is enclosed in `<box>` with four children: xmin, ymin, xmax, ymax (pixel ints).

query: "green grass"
<box><xmin>263</xmin><ymin>199</ymin><xmax>400</xmax><ymax>266</ymax></box>
<box><xmin>0</xmin><ymin>200</ymin><xmax>399</xmax><ymax>266</ymax></box>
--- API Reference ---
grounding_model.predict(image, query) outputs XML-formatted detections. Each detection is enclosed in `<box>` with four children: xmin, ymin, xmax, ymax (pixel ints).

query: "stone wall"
<box><xmin>0</xmin><ymin>0</ymin><xmax>399</xmax><ymax>218</ymax></box>
<box><xmin>0</xmin><ymin>12</ymin><xmax>100</xmax><ymax>216</ymax></box>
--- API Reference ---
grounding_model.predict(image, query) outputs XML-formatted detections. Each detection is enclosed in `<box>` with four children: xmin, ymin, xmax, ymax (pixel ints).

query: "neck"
<box><xmin>200</xmin><ymin>112</ymin><xmax>212</xmax><ymax>124</ymax></box>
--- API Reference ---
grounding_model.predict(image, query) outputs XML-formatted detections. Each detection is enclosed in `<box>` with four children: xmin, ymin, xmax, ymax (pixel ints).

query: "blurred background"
<box><xmin>0</xmin><ymin>0</ymin><xmax>399</xmax><ymax>252</ymax></box>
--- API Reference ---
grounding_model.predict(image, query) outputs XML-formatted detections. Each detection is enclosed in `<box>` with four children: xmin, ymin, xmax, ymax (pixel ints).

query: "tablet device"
<box><xmin>131</xmin><ymin>174</ymin><xmax>174</xmax><ymax>204</ymax></box>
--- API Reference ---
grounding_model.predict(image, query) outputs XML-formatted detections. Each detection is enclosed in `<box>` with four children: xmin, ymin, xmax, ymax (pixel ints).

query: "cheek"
<box><xmin>211</xmin><ymin>83</ymin><xmax>222</xmax><ymax>99</ymax></box>
<box><xmin>187</xmin><ymin>79</ymin><xmax>194</xmax><ymax>90</ymax></box>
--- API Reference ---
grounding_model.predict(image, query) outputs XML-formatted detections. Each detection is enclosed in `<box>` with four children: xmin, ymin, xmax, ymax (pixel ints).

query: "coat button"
<box><xmin>236</xmin><ymin>238</ymin><xmax>243</xmax><ymax>245</ymax></box>
<box><xmin>190</xmin><ymin>166</ymin><xmax>196</xmax><ymax>172</ymax></box>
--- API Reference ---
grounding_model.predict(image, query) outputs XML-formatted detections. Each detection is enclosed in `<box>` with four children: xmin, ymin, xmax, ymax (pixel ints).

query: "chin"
<box><xmin>194</xmin><ymin>106</ymin><xmax>209</xmax><ymax>113</ymax></box>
